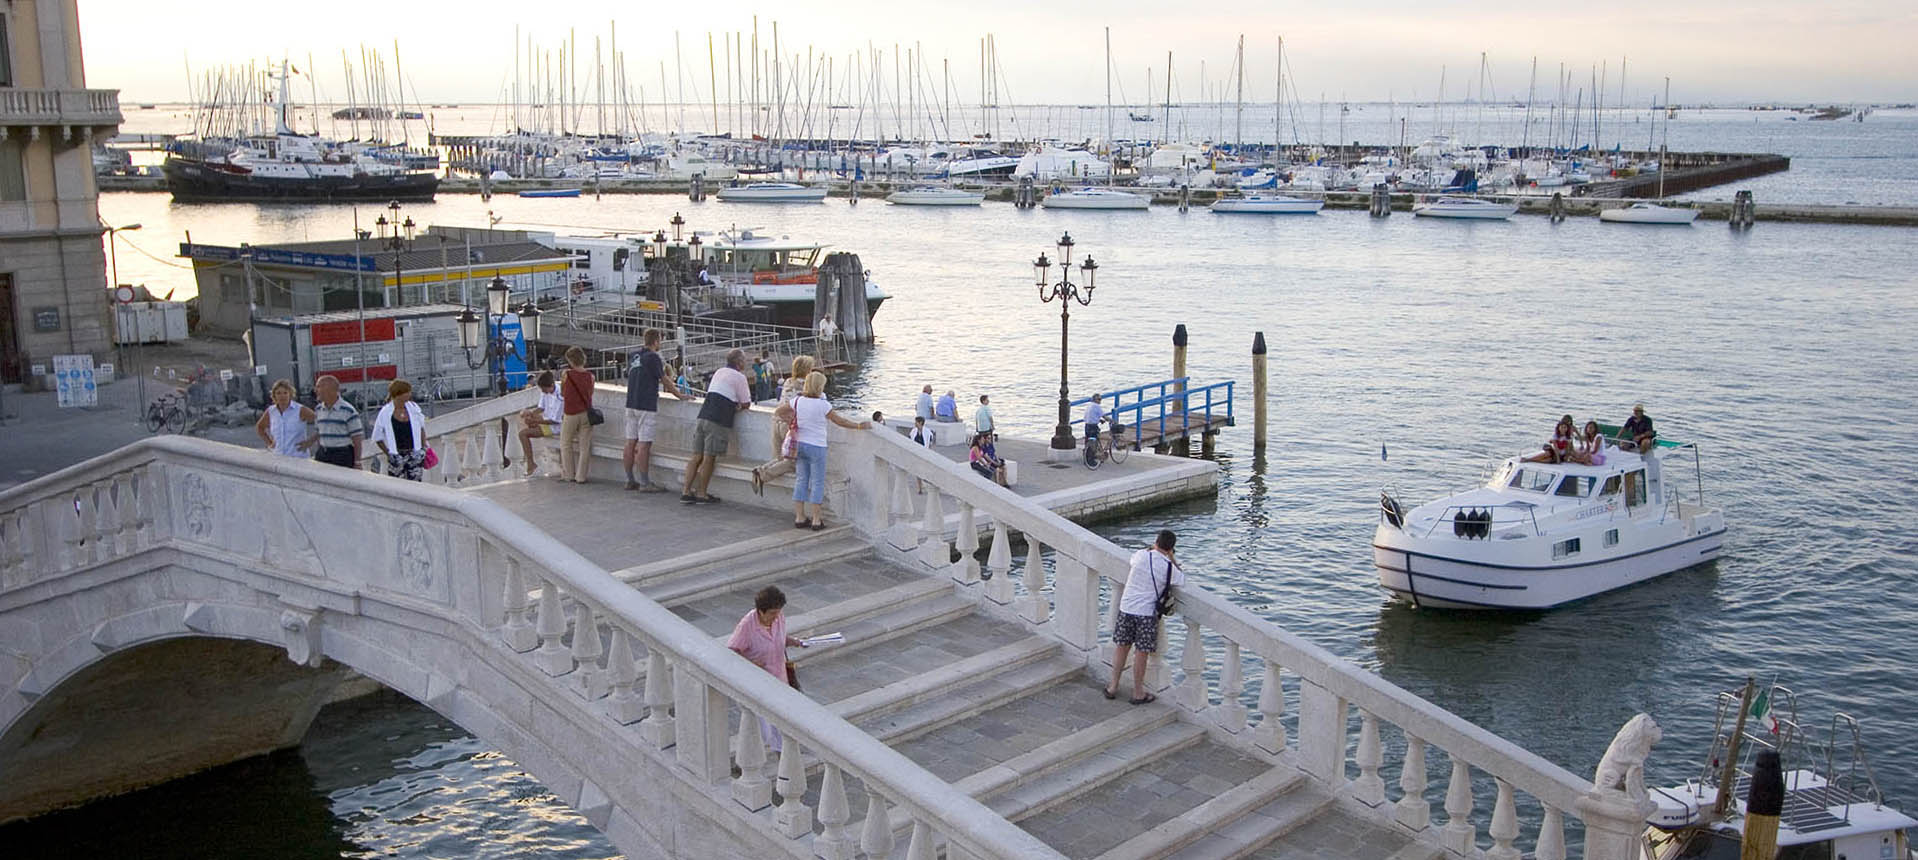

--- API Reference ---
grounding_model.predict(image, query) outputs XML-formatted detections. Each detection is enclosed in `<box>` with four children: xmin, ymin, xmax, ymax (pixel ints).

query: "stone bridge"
<box><xmin>0</xmin><ymin>384</ymin><xmax>1656</xmax><ymax>858</ymax></box>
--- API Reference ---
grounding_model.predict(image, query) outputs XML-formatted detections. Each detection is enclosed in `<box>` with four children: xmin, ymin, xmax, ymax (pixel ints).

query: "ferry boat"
<box><xmin>1644</xmin><ymin>680</ymin><xmax>1916</xmax><ymax>860</ymax></box>
<box><xmin>1211</xmin><ymin>193</ymin><xmax>1324</xmax><ymax>214</ymax></box>
<box><xmin>1599</xmin><ymin>202</ymin><xmax>1701</xmax><ymax>224</ymax></box>
<box><xmin>715</xmin><ymin>182</ymin><xmax>829</xmax><ymax>202</ymax></box>
<box><xmin>1041</xmin><ymin>187</ymin><xmax>1150</xmax><ymax>210</ymax></box>
<box><xmin>885</xmin><ymin>185</ymin><xmax>984</xmax><ymax>206</ymax></box>
<box><xmin>1411</xmin><ymin>196</ymin><xmax>1518</xmax><ymax>219</ymax></box>
<box><xmin>552</xmin><ymin>229</ymin><xmax>887</xmax><ymax>329</ymax></box>
<box><xmin>1373</xmin><ymin>426</ymin><xmax>1726</xmax><ymax>609</ymax></box>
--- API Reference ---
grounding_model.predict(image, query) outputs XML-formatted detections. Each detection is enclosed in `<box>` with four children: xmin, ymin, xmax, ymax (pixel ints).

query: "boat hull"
<box><xmin>1412</xmin><ymin>204</ymin><xmax>1517</xmax><ymax>219</ymax></box>
<box><xmin>1041</xmin><ymin>192</ymin><xmax>1150</xmax><ymax>210</ymax></box>
<box><xmin>1372</xmin><ymin>524</ymin><xmax>1726</xmax><ymax>610</ymax></box>
<box><xmin>162</xmin><ymin>158</ymin><xmax>439</xmax><ymax>202</ymax></box>
<box><xmin>1599</xmin><ymin>206</ymin><xmax>1699</xmax><ymax>224</ymax></box>
<box><xmin>757</xmin><ymin>296</ymin><xmax>886</xmax><ymax>329</ymax></box>
<box><xmin>886</xmin><ymin>191</ymin><xmax>984</xmax><ymax>206</ymax></box>
<box><xmin>1212</xmin><ymin>198</ymin><xmax>1324</xmax><ymax>214</ymax></box>
<box><xmin>716</xmin><ymin>187</ymin><xmax>829</xmax><ymax>202</ymax></box>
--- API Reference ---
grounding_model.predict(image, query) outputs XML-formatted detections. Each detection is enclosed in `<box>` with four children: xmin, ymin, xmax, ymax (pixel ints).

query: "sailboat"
<box><xmin>1043</xmin><ymin>28</ymin><xmax>1150</xmax><ymax>211</ymax></box>
<box><xmin>1212</xmin><ymin>36</ymin><xmax>1321</xmax><ymax>215</ymax></box>
<box><xmin>1601</xmin><ymin>78</ymin><xmax>1698</xmax><ymax>225</ymax></box>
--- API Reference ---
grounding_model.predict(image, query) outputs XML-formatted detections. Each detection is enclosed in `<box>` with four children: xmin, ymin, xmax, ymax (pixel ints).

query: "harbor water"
<box><xmin>16</xmin><ymin>183</ymin><xmax>1915</xmax><ymax>855</ymax></box>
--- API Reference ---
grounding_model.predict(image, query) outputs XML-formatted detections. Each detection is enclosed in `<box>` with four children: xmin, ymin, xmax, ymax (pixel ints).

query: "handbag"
<box><xmin>567</xmin><ymin>371</ymin><xmax>605</xmax><ymax>425</ymax></box>
<box><xmin>421</xmin><ymin>446</ymin><xmax>439</xmax><ymax>470</ymax></box>
<box><xmin>785</xmin><ymin>659</ymin><xmax>801</xmax><ymax>691</ymax></box>
<box><xmin>781</xmin><ymin>398</ymin><xmax>799</xmax><ymax>459</ymax></box>
<box><xmin>1152</xmin><ymin>554</ymin><xmax>1178</xmax><ymax>618</ymax></box>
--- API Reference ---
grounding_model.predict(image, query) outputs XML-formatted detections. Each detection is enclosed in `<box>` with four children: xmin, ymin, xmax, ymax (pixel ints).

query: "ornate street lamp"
<box><xmin>461</xmin><ymin>276</ymin><xmax>541</xmax><ymax>395</ymax></box>
<box><xmin>1034</xmin><ymin>231</ymin><xmax>1100</xmax><ymax>451</ymax></box>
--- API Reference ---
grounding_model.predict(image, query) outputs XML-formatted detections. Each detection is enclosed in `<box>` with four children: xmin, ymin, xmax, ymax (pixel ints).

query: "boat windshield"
<box><xmin>707</xmin><ymin>246</ymin><xmax>821</xmax><ymax>275</ymax></box>
<box><xmin>1554</xmin><ymin>475</ymin><xmax>1596</xmax><ymax>497</ymax></box>
<box><xmin>1506</xmin><ymin>468</ymin><xmax>1558</xmax><ymax>493</ymax></box>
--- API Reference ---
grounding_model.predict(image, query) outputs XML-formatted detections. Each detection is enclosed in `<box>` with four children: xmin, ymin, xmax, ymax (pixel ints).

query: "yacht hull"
<box><xmin>1412</xmin><ymin>203</ymin><xmax>1517</xmax><ymax>219</ymax></box>
<box><xmin>886</xmin><ymin>190</ymin><xmax>984</xmax><ymax>205</ymax></box>
<box><xmin>1212</xmin><ymin>197</ymin><xmax>1324</xmax><ymax>214</ymax></box>
<box><xmin>163</xmin><ymin>158</ymin><xmax>439</xmax><ymax>202</ymax></box>
<box><xmin>1599</xmin><ymin>205</ymin><xmax>1699</xmax><ymax>224</ymax></box>
<box><xmin>1372</xmin><ymin>523</ymin><xmax>1726</xmax><ymax>610</ymax></box>
<box><xmin>1041</xmin><ymin>191</ymin><xmax>1150</xmax><ymax>210</ymax></box>
<box><xmin>716</xmin><ymin>186</ymin><xmax>829</xmax><ymax>202</ymax></box>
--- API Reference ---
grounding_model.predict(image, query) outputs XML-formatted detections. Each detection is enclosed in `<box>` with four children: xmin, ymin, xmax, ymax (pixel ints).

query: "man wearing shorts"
<box><xmin>1106</xmin><ymin>530</ymin><xmax>1185</xmax><ymax>705</ymax></box>
<box><xmin>623</xmin><ymin>329</ymin><xmax>680</xmax><ymax>491</ymax></box>
<box><xmin>682</xmin><ymin>348</ymin><xmax>754</xmax><ymax>503</ymax></box>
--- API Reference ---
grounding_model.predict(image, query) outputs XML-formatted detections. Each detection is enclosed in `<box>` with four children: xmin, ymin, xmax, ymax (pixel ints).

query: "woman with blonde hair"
<box><xmin>750</xmin><ymin>354</ymin><xmax>816</xmax><ymax>496</ymax></box>
<box><xmin>558</xmin><ymin>347</ymin><xmax>597</xmax><ymax>483</ymax></box>
<box><xmin>790</xmin><ymin>370</ymin><xmax>872</xmax><ymax>530</ymax></box>
<box><xmin>370</xmin><ymin>379</ymin><xmax>429</xmax><ymax>481</ymax></box>
<box><xmin>255</xmin><ymin>378</ymin><xmax>314</xmax><ymax>458</ymax></box>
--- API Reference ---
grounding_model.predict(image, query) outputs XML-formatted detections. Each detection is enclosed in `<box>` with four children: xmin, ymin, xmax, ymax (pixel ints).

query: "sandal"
<box><xmin>793</xmin><ymin>521</ymin><xmax>810</xmax><ymax>530</ymax></box>
<box><xmin>1129</xmin><ymin>693</ymin><xmax>1157</xmax><ymax>706</ymax></box>
<box><xmin>1103</xmin><ymin>687</ymin><xmax>1117</xmax><ymax>701</ymax></box>
<box><xmin>809</xmin><ymin>522</ymin><xmax>826</xmax><ymax>531</ymax></box>
<box><xmin>751</xmin><ymin>468</ymin><xmax>765</xmax><ymax>497</ymax></box>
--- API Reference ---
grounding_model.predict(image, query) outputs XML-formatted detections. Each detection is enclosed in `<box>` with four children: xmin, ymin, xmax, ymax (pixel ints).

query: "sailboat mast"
<box><xmin>1274</xmin><ymin>36</ymin><xmax>1283</xmax><ymax>161</ymax></box>
<box><xmin>1104</xmin><ymin>27</ymin><xmax>1113</xmax><ymax>155</ymax></box>
<box><xmin>709</xmin><ymin>33</ymin><xmax>719</xmax><ymax>138</ymax></box>
<box><xmin>1658</xmin><ymin>77</ymin><xmax>1670</xmax><ymax>200</ymax></box>
<box><xmin>1521</xmin><ymin>57</ymin><xmax>1536</xmax><ymax>154</ymax></box>
<box><xmin>1233</xmin><ymin>35</ymin><xmax>1244</xmax><ymax>153</ymax></box>
<box><xmin>1163</xmin><ymin>52</ymin><xmax>1172</xmax><ymax>129</ymax></box>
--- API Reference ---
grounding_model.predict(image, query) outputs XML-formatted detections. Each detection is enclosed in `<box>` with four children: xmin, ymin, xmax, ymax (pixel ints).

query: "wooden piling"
<box><xmin>1170</xmin><ymin>325</ymin><xmax>1190</xmax><ymax>456</ymax></box>
<box><xmin>1252</xmin><ymin>332</ymin><xmax>1267</xmax><ymax>448</ymax></box>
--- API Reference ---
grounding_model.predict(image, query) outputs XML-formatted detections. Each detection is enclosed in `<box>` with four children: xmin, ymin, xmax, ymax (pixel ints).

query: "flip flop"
<box><xmin>793</xmin><ymin>521</ymin><xmax>810</xmax><ymax>530</ymax></box>
<box><xmin>1103</xmin><ymin>688</ymin><xmax>1117</xmax><ymax>700</ymax></box>
<box><xmin>809</xmin><ymin>522</ymin><xmax>826</xmax><ymax>531</ymax></box>
<box><xmin>1129</xmin><ymin>693</ymin><xmax>1157</xmax><ymax>706</ymax></box>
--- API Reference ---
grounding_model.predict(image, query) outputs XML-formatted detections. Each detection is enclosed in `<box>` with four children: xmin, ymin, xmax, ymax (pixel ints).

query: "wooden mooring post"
<box><xmin>1369</xmin><ymin>183</ymin><xmax>1391</xmax><ymax>217</ymax></box>
<box><xmin>1170</xmin><ymin>325</ymin><xmax>1189</xmax><ymax>456</ymax></box>
<box><xmin>1731</xmin><ymin>190</ymin><xmax>1756</xmax><ymax>229</ymax></box>
<box><xmin>1252</xmin><ymin>332</ymin><xmax>1267</xmax><ymax>448</ymax></box>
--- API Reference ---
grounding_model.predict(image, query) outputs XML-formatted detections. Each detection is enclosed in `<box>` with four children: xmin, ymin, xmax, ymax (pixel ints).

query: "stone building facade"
<box><xmin>0</xmin><ymin>0</ymin><xmax>122</xmax><ymax>383</ymax></box>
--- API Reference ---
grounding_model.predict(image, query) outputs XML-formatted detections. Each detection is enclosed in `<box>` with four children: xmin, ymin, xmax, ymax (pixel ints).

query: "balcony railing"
<box><xmin>0</xmin><ymin>88</ymin><xmax>123</xmax><ymax>128</ymax></box>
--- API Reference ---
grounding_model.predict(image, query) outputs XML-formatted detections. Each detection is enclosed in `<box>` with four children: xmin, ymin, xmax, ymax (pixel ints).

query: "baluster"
<box><xmin>774</xmin><ymin>736</ymin><xmax>812</xmax><ymax>837</ymax></box>
<box><xmin>533</xmin><ymin>581</ymin><xmax>575</xmax><ymax>676</ymax></box>
<box><xmin>917</xmin><ymin>489</ymin><xmax>947</xmax><ymax>569</ymax></box>
<box><xmin>0</xmin><ymin>511</ymin><xmax>18</xmax><ymax>586</ymax></box>
<box><xmin>605</xmin><ymin>629</ymin><xmax>644</xmax><ymax>723</ymax></box>
<box><xmin>1487</xmin><ymin>779</ymin><xmax>1520</xmax><ymax>860</ymax></box>
<box><xmin>1352</xmin><ymin>709</ymin><xmax>1385</xmax><ymax>804</ymax></box>
<box><xmin>132</xmin><ymin>465</ymin><xmax>156</xmax><ymax>549</ymax></box>
<box><xmin>58</xmin><ymin>492</ymin><xmax>83</xmax><ymax>570</ymax></box>
<box><xmin>93</xmin><ymin>481</ymin><xmax>121</xmax><ymax>561</ymax></box>
<box><xmin>814</xmin><ymin>763</ymin><xmax>856</xmax><ymax>860</ymax></box>
<box><xmin>983</xmin><ymin>521</ymin><xmax>1013</xmax><ymax>604</ymax></box>
<box><xmin>640</xmin><ymin>651</ymin><xmax>676</xmax><ymax>747</ymax></box>
<box><xmin>1441</xmin><ymin>759</ymin><xmax>1476</xmax><ymax>855</ymax></box>
<box><xmin>1534</xmin><ymin>806</ymin><xmax>1567</xmax><ymax>860</ymax></box>
<box><xmin>571</xmin><ymin>603</ymin><xmax>607</xmax><ymax>698</ymax></box>
<box><xmin>1052</xmin><ymin>557</ymin><xmax>1097</xmax><ymax>651</ymax></box>
<box><xmin>869</xmin><ymin>460</ymin><xmax>893</xmax><ymax>534</ymax></box>
<box><xmin>501</xmin><ymin>558</ymin><xmax>538</xmax><ymax>651</ymax></box>
<box><xmin>1213</xmin><ymin>641</ymin><xmax>1248</xmax><ymax>732</ymax></box>
<box><xmin>107</xmin><ymin>475</ymin><xmax>133</xmax><ymax>556</ymax></box>
<box><xmin>467</xmin><ymin>428</ymin><xmax>489</xmax><ymax>482</ymax></box>
<box><xmin>1019</xmin><ymin>539</ymin><xmax>1050</xmax><ymax>623</ymax></box>
<box><xmin>887</xmin><ymin>466</ymin><xmax>918</xmax><ymax>539</ymax></box>
<box><xmin>76</xmin><ymin>487</ymin><xmax>102</xmax><ymax>565</ymax></box>
<box><xmin>859</xmin><ymin>788</ymin><xmax>895</xmax><ymax>859</ymax></box>
<box><xmin>904</xmin><ymin>820</ymin><xmax>936</xmax><ymax>860</ymax></box>
<box><xmin>1396</xmin><ymin>734</ymin><xmax>1431</xmax><ymax>830</ymax></box>
<box><xmin>1252</xmin><ymin>661</ymin><xmax>1287</xmax><ymax>753</ymax></box>
<box><xmin>950</xmin><ymin>503</ymin><xmax>980</xmax><ymax>584</ymax></box>
<box><xmin>1174</xmin><ymin>618</ymin><xmax>1207</xmax><ymax>711</ymax></box>
<box><xmin>481</xmin><ymin>424</ymin><xmax>504</xmax><ymax>481</ymax></box>
<box><xmin>731</xmin><ymin>706</ymin><xmax>773</xmax><ymax>810</ymax></box>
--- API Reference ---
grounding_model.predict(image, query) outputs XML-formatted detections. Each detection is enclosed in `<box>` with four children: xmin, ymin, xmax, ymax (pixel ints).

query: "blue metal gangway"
<box><xmin>1070</xmin><ymin>377</ymin><xmax>1235</xmax><ymax>451</ymax></box>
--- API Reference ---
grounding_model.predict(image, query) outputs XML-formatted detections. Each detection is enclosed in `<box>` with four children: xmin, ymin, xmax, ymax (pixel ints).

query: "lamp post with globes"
<box><xmin>103</xmin><ymin>221</ymin><xmax>143</xmax><ymax>423</ymax></box>
<box><xmin>1033</xmin><ymin>232</ymin><xmax>1099</xmax><ymax>452</ymax></box>
<box><xmin>458</xmin><ymin>276</ymin><xmax>542</xmax><ymax>396</ymax></box>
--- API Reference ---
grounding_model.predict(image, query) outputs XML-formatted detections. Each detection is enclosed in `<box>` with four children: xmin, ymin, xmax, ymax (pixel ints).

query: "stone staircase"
<box><xmin>597</xmin><ymin>505</ymin><xmax>1411</xmax><ymax>860</ymax></box>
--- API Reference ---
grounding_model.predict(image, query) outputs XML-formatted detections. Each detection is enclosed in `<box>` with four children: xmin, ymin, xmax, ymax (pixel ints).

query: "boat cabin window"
<box><xmin>1555</xmin><ymin>476</ymin><xmax>1595</xmax><ymax>497</ymax></box>
<box><xmin>1552</xmin><ymin>538</ymin><xmax>1581</xmax><ymax>559</ymax></box>
<box><xmin>1774</xmin><ymin>840</ymin><xmax>1833</xmax><ymax>860</ymax></box>
<box><xmin>1507</xmin><ymin>468</ymin><xmax>1557</xmax><ymax>493</ymax></box>
<box><xmin>1600</xmin><ymin>475</ymin><xmax>1622</xmax><ymax>496</ymax></box>
<box><xmin>612</xmin><ymin>248</ymin><xmax>629</xmax><ymax>272</ymax></box>
<box><xmin>1625</xmin><ymin>469</ymin><xmax>1648</xmax><ymax>508</ymax></box>
<box><xmin>1604</xmin><ymin>528</ymin><xmax>1620</xmax><ymax>547</ymax></box>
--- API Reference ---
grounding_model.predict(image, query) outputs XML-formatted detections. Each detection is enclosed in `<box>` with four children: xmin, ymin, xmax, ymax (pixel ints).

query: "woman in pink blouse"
<box><xmin>727</xmin><ymin>586</ymin><xmax>807</xmax><ymax>751</ymax></box>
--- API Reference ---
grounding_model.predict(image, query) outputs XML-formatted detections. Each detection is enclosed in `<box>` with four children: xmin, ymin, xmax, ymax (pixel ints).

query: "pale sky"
<box><xmin>78</xmin><ymin>0</ymin><xmax>1916</xmax><ymax>105</ymax></box>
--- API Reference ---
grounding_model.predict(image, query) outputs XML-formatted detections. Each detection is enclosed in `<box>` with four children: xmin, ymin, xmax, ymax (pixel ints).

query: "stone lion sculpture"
<box><xmin>1593</xmin><ymin>713</ymin><xmax>1662</xmax><ymax>801</ymax></box>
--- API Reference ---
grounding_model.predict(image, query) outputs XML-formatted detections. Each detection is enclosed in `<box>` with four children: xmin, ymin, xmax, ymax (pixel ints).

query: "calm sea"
<box><xmin>11</xmin><ymin>116</ymin><xmax>1916</xmax><ymax>854</ymax></box>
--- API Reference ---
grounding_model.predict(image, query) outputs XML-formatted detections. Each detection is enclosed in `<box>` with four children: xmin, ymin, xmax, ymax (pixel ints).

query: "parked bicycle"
<box><xmin>144</xmin><ymin>390</ymin><xmax>187</xmax><ymax>434</ymax></box>
<box><xmin>1083</xmin><ymin>416</ymin><xmax>1129</xmax><ymax>470</ymax></box>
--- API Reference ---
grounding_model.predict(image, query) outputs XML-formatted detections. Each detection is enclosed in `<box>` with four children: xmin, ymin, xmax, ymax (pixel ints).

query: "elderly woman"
<box><xmin>790</xmin><ymin>370</ymin><xmax>873</xmax><ymax>530</ymax></box>
<box><xmin>727</xmin><ymin>586</ymin><xmax>808</xmax><ymax>752</ymax></box>
<box><xmin>751</xmin><ymin>354</ymin><xmax>816</xmax><ymax>496</ymax></box>
<box><xmin>370</xmin><ymin>379</ymin><xmax>429</xmax><ymax>481</ymax></box>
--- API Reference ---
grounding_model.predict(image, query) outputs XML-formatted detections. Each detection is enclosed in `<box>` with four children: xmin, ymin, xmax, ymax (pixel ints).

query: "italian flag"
<box><xmin>1750</xmin><ymin>687</ymin><xmax>1780</xmax><ymax>734</ymax></box>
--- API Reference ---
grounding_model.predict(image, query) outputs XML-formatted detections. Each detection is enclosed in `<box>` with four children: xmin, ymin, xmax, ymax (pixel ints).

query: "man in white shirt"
<box><xmin>516</xmin><ymin>371</ymin><xmax>565</xmax><ymax>476</ymax></box>
<box><xmin>973</xmin><ymin>394</ymin><xmax>994</xmax><ymax>435</ymax></box>
<box><xmin>1082</xmin><ymin>393</ymin><xmax>1106</xmax><ymax>445</ymax></box>
<box><xmin>1105</xmin><ymin>530</ymin><xmax>1185</xmax><ymax>705</ymax></box>
<box><xmin>915</xmin><ymin>384</ymin><xmax>935</xmax><ymax>422</ymax></box>
<box><xmin>682</xmin><ymin>348</ymin><xmax>754</xmax><ymax>504</ymax></box>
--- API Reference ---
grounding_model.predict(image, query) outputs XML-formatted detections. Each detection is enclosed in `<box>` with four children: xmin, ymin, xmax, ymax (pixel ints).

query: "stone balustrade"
<box><xmin>0</xmin><ymin>435</ymin><xmax>1062</xmax><ymax>859</ymax></box>
<box><xmin>838</xmin><ymin>424</ymin><xmax>1650</xmax><ymax>859</ymax></box>
<box><xmin>0</xmin><ymin>88</ymin><xmax>123</xmax><ymax>130</ymax></box>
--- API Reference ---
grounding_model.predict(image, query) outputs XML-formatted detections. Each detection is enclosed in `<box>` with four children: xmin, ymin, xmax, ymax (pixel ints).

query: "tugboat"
<box><xmin>1644</xmin><ymin>679</ymin><xmax>1916</xmax><ymax>859</ymax></box>
<box><xmin>1374</xmin><ymin>422</ymin><xmax>1726</xmax><ymax>609</ymax></box>
<box><xmin>162</xmin><ymin>62</ymin><xmax>439</xmax><ymax>202</ymax></box>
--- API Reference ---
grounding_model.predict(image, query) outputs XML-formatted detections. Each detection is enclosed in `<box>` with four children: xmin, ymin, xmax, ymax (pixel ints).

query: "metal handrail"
<box><xmin>1071</xmin><ymin>378</ymin><xmax>1234</xmax><ymax>444</ymax></box>
<box><xmin>1417</xmin><ymin>504</ymin><xmax>1543</xmax><ymax>538</ymax></box>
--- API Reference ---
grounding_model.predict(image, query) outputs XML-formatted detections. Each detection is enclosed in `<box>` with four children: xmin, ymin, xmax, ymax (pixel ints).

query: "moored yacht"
<box><xmin>1041</xmin><ymin>187</ymin><xmax>1150</xmax><ymax>210</ymax></box>
<box><xmin>1211</xmin><ymin>193</ymin><xmax>1324</xmax><ymax>214</ymax></box>
<box><xmin>715</xmin><ymin>182</ymin><xmax>828</xmax><ymax>202</ymax></box>
<box><xmin>1374</xmin><ymin>427</ymin><xmax>1726</xmax><ymax>609</ymax></box>
<box><xmin>1599</xmin><ymin>202</ymin><xmax>1700</xmax><ymax>224</ymax></box>
<box><xmin>1412</xmin><ymin>196</ymin><xmax>1519</xmax><ymax>219</ymax></box>
<box><xmin>699</xmin><ymin>230</ymin><xmax>887</xmax><ymax>328</ymax></box>
<box><xmin>885</xmin><ymin>185</ymin><xmax>985</xmax><ymax>206</ymax></box>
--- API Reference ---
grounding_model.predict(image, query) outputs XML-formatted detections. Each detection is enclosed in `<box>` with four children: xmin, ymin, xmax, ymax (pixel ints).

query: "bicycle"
<box><xmin>1082</xmin><ymin>417</ymin><xmax>1129</xmax><ymax>470</ymax></box>
<box><xmin>144</xmin><ymin>391</ymin><xmax>187</xmax><ymax>434</ymax></box>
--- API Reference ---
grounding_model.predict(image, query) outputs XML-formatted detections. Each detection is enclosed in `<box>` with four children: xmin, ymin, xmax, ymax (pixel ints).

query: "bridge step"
<box><xmin>1102</xmin><ymin>768</ymin><xmax>1319</xmax><ymax>860</ymax></box>
<box><xmin>788</xmin><ymin>583</ymin><xmax>974</xmax><ymax>664</ymax></box>
<box><xmin>987</xmin><ymin>721</ymin><xmax>1207</xmax><ymax>823</ymax></box>
<box><xmin>613</xmin><ymin>526</ymin><xmax>862</xmax><ymax>590</ymax></box>
<box><xmin>827</xmin><ymin>635</ymin><xmax>1060</xmax><ymax>724</ymax></box>
<box><xmin>858</xmin><ymin>655</ymin><xmax>1089</xmax><ymax>745</ymax></box>
<box><xmin>950</xmin><ymin>704</ymin><xmax>1180</xmax><ymax>799</ymax></box>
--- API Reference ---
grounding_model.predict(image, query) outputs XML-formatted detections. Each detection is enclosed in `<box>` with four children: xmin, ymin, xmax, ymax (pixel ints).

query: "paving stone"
<box><xmin>1243</xmin><ymin>808</ymin><xmax>1414</xmax><ymax>860</ymax></box>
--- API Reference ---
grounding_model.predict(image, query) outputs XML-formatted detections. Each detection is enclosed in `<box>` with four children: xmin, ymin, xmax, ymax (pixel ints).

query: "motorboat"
<box><xmin>715</xmin><ymin>182</ymin><xmax>829</xmax><ymax>202</ymax></box>
<box><xmin>699</xmin><ymin>229</ymin><xmax>888</xmax><ymax>328</ymax></box>
<box><xmin>1211</xmin><ymin>193</ymin><xmax>1324</xmax><ymax>214</ymax></box>
<box><xmin>1643</xmin><ymin>680</ymin><xmax>1916</xmax><ymax>860</ymax></box>
<box><xmin>1599</xmin><ymin>202</ymin><xmax>1700</xmax><ymax>224</ymax></box>
<box><xmin>1373</xmin><ymin>426</ymin><xmax>1726</xmax><ymax>609</ymax></box>
<box><xmin>518</xmin><ymin>188</ymin><xmax>582</xmax><ymax>199</ymax></box>
<box><xmin>1040</xmin><ymin>188</ymin><xmax>1150</xmax><ymax>210</ymax></box>
<box><xmin>1411</xmin><ymin>196</ymin><xmax>1518</xmax><ymax>219</ymax></box>
<box><xmin>885</xmin><ymin>186</ymin><xmax>985</xmax><ymax>206</ymax></box>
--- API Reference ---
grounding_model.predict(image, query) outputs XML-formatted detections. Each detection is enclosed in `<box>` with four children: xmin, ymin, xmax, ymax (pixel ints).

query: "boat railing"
<box><xmin>1418</xmin><ymin>504</ymin><xmax>1542</xmax><ymax>539</ymax></box>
